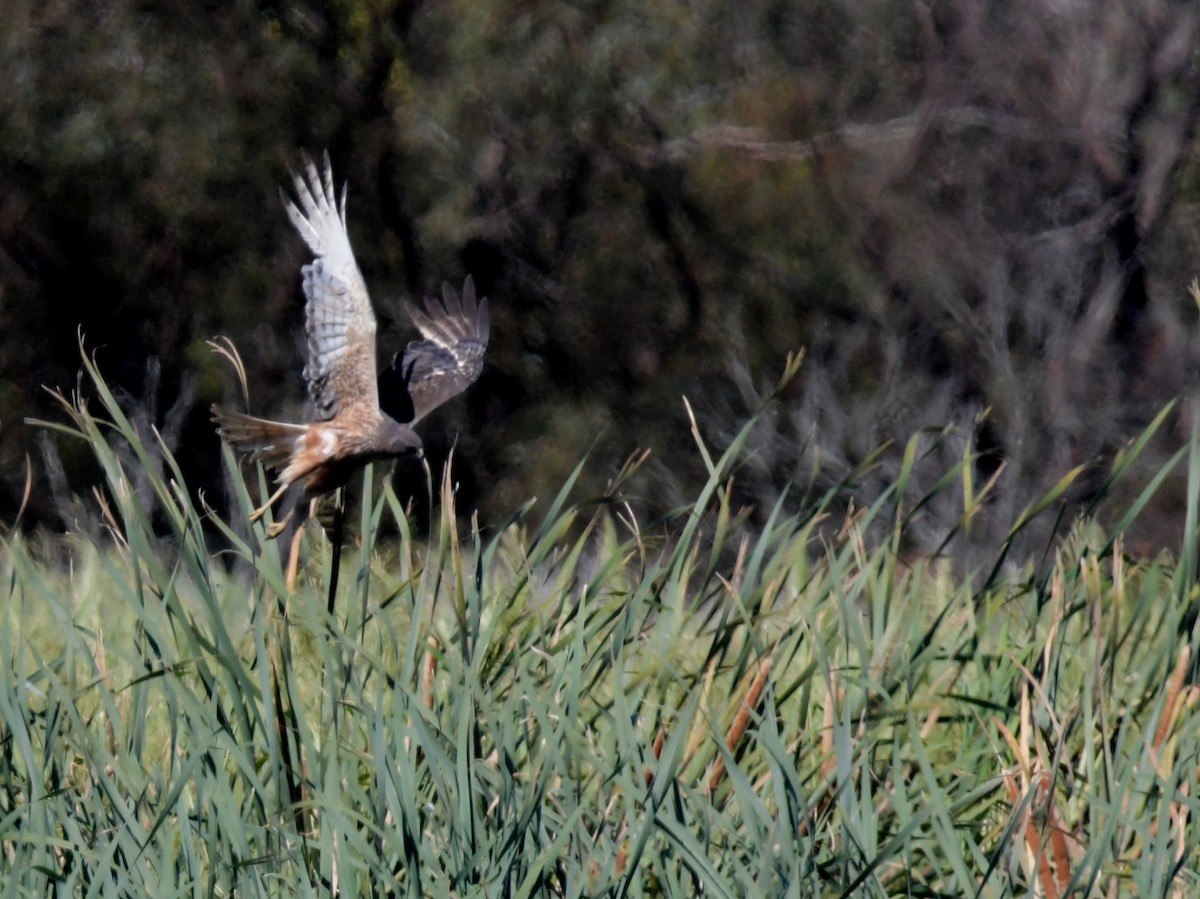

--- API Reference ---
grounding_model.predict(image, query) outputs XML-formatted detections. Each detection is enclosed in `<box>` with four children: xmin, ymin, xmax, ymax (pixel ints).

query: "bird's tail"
<box><xmin>211</xmin><ymin>406</ymin><xmax>307</xmax><ymax>477</ymax></box>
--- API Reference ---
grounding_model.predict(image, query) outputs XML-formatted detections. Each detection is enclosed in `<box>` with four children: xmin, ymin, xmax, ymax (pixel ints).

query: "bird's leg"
<box><xmin>283</xmin><ymin>498</ymin><xmax>318</xmax><ymax>592</ymax></box>
<box><xmin>249</xmin><ymin>483</ymin><xmax>289</xmax><ymax>521</ymax></box>
<box><xmin>249</xmin><ymin>481</ymin><xmax>291</xmax><ymax>530</ymax></box>
<box><xmin>285</xmin><ymin>519</ymin><xmax>305</xmax><ymax>592</ymax></box>
<box><xmin>264</xmin><ymin>510</ymin><xmax>294</xmax><ymax>540</ymax></box>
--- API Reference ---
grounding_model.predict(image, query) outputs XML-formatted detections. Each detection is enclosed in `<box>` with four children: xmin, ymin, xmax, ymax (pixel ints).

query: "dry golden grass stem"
<box><xmin>1041</xmin><ymin>772</ymin><xmax>1072</xmax><ymax>894</ymax></box>
<box><xmin>1146</xmin><ymin>644</ymin><xmax>1194</xmax><ymax>873</ymax></box>
<box><xmin>821</xmin><ymin>670</ymin><xmax>838</xmax><ymax>779</ymax></box>
<box><xmin>799</xmin><ymin>665</ymin><xmax>850</xmax><ymax>841</ymax></box>
<box><xmin>206</xmin><ymin>336</ymin><xmax>250</xmax><ymax>407</ymax></box>
<box><xmin>1002</xmin><ymin>770</ymin><xmax>1070</xmax><ymax>899</ymax></box>
<box><xmin>422</xmin><ymin>635</ymin><xmax>439</xmax><ymax>711</ymax></box>
<box><xmin>1152</xmin><ymin>644</ymin><xmax>1191</xmax><ymax>754</ymax></box>
<box><xmin>14</xmin><ymin>453</ymin><xmax>33</xmax><ymax>526</ymax></box>
<box><xmin>996</xmin><ymin>675</ymin><xmax>1077</xmax><ymax>899</ymax></box>
<box><xmin>682</xmin><ymin>656</ymin><xmax>718</xmax><ymax>768</ymax></box>
<box><xmin>91</xmin><ymin>485</ymin><xmax>128</xmax><ymax>549</ymax></box>
<box><xmin>707</xmin><ymin>649</ymin><xmax>773</xmax><ymax>795</ymax></box>
<box><xmin>643</xmin><ymin>729</ymin><xmax>666</xmax><ymax>787</ymax></box>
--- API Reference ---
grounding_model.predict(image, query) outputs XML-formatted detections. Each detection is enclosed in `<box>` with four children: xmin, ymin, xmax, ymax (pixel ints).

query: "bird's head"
<box><xmin>377</xmin><ymin>417</ymin><xmax>423</xmax><ymax>457</ymax></box>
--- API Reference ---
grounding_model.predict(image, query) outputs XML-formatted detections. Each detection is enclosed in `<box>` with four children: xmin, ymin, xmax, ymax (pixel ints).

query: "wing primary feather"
<box><xmin>442</xmin><ymin>281</ymin><xmax>464</xmax><ymax>319</ymax></box>
<box><xmin>407</xmin><ymin>278</ymin><xmax>488</xmax><ymax>347</ymax></box>
<box><xmin>282</xmin><ymin>187</ymin><xmax>320</xmax><ymax>256</ymax></box>
<box><xmin>383</xmin><ymin>276</ymin><xmax>490</xmax><ymax>424</ymax></box>
<box><xmin>320</xmin><ymin>151</ymin><xmax>336</xmax><ymax>208</ymax></box>
<box><xmin>476</xmin><ymin>296</ymin><xmax>490</xmax><ymax>343</ymax></box>
<box><xmin>461</xmin><ymin>275</ymin><xmax>477</xmax><ymax>316</ymax></box>
<box><xmin>283</xmin><ymin>154</ymin><xmax>379</xmax><ymax>421</ymax></box>
<box><xmin>406</xmin><ymin>302</ymin><xmax>462</xmax><ymax>347</ymax></box>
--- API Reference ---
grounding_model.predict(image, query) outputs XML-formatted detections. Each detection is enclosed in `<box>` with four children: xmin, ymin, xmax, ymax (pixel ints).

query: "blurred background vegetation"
<box><xmin>2</xmin><ymin>0</ymin><xmax>1198</xmax><ymax>560</ymax></box>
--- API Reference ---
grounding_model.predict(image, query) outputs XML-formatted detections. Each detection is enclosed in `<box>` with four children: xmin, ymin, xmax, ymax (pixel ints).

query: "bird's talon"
<box><xmin>248</xmin><ymin>482</ymin><xmax>291</xmax><ymax>529</ymax></box>
<box><xmin>262</xmin><ymin>507</ymin><xmax>296</xmax><ymax>539</ymax></box>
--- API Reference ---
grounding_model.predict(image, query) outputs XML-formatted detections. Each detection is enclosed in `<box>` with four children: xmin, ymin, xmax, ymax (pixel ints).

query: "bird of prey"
<box><xmin>212</xmin><ymin>156</ymin><xmax>489</xmax><ymax>531</ymax></box>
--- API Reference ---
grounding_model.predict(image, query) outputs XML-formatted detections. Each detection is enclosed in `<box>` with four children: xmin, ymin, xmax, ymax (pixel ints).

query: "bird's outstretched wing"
<box><xmin>378</xmin><ymin>276</ymin><xmax>489</xmax><ymax>425</ymax></box>
<box><xmin>282</xmin><ymin>154</ymin><xmax>378</xmax><ymax>422</ymax></box>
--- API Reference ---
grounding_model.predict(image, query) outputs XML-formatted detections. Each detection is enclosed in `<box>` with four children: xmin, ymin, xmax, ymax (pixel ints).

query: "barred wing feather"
<box><xmin>282</xmin><ymin>154</ymin><xmax>378</xmax><ymax>422</ymax></box>
<box><xmin>379</xmin><ymin>276</ymin><xmax>489</xmax><ymax>425</ymax></box>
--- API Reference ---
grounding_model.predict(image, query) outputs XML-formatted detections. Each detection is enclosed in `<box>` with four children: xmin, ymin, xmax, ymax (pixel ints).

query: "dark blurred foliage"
<box><xmin>2</xmin><ymin>0</ymin><xmax>1198</xmax><ymax>561</ymax></box>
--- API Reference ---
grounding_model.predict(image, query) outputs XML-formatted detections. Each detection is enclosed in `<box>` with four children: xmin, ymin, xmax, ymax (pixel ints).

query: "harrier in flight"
<box><xmin>213</xmin><ymin>156</ymin><xmax>489</xmax><ymax>532</ymax></box>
